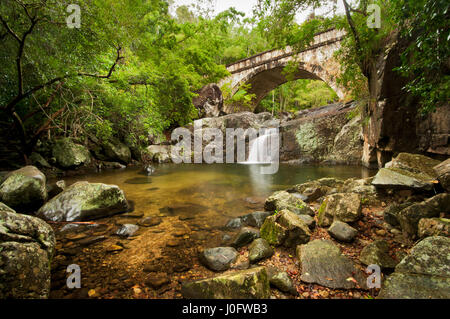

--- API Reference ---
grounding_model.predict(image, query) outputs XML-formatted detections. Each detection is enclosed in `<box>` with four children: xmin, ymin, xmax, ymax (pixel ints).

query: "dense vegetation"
<box><xmin>1</xmin><ymin>0</ymin><xmax>448</xmax><ymax>162</ymax></box>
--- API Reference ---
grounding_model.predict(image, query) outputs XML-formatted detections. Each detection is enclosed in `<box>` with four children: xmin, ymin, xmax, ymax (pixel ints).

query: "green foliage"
<box><xmin>221</xmin><ymin>81</ymin><xmax>257</xmax><ymax>111</ymax></box>
<box><xmin>391</xmin><ymin>0</ymin><xmax>450</xmax><ymax>114</ymax></box>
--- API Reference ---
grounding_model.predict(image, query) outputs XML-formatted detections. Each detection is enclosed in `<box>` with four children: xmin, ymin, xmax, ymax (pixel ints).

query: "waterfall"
<box><xmin>245</xmin><ymin>130</ymin><xmax>276</xmax><ymax>164</ymax></box>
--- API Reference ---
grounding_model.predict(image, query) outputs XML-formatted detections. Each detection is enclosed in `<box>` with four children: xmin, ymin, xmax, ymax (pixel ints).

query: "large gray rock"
<box><xmin>383</xmin><ymin>202</ymin><xmax>414</xmax><ymax>227</ymax></box>
<box><xmin>199</xmin><ymin>247</ymin><xmax>238</xmax><ymax>272</ymax></box>
<box><xmin>248</xmin><ymin>238</ymin><xmax>274</xmax><ymax>263</ymax></box>
<box><xmin>260</xmin><ymin>210</ymin><xmax>311</xmax><ymax>248</ymax></box>
<box><xmin>241</xmin><ymin>211</ymin><xmax>272</xmax><ymax>228</ymax></box>
<box><xmin>328</xmin><ymin>221</ymin><xmax>358</xmax><ymax>242</ymax></box>
<box><xmin>317</xmin><ymin>193</ymin><xmax>362</xmax><ymax>227</ymax></box>
<box><xmin>146</xmin><ymin>145</ymin><xmax>172</xmax><ymax>163</ymax></box>
<box><xmin>397</xmin><ymin>193</ymin><xmax>450</xmax><ymax>238</ymax></box>
<box><xmin>378</xmin><ymin>236</ymin><xmax>450</xmax><ymax>299</ymax></box>
<box><xmin>296</xmin><ymin>239</ymin><xmax>367</xmax><ymax>289</ymax></box>
<box><xmin>0</xmin><ymin>166</ymin><xmax>47</xmax><ymax>212</ymax></box>
<box><xmin>265</xmin><ymin>191</ymin><xmax>314</xmax><ymax>216</ymax></box>
<box><xmin>52</xmin><ymin>138</ymin><xmax>91</xmax><ymax>169</ymax></box>
<box><xmin>372</xmin><ymin>153</ymin><xmax>441</xmax><ymax>192</ymax></box>
<box><xmin>0</xmin><ymin>203</ymin><xmax>55</xmax><ymax>298</ymax></box>
<box><xmin>359</xmin><ymin>240</ymin><xmax>398</xmax><ymax>269</ymax></box>
<box><xmin>103</xmin><ymin>138</ymin><xmax>132</xmax><ymax>164</ymax></box>
<box><xmin>181</xmin><ymin>266</ymin><xmax>270</xmax><ymax>299</ymax></box>
<box><xmin>434</xmin><ymin>158</ymin><xmax>450</xmax><ymax>192</ymax></box>
<box><xmin>37</xmin><ymin>181</ymin><xmax>129</xmax><ymax>222</ymax></box>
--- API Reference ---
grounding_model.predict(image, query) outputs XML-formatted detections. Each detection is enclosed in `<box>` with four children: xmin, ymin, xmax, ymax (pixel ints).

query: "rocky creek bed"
<box><xmin>0</xmin><ymin>153</ymin><xmax>449</xmax><ymax>299</ymax></box>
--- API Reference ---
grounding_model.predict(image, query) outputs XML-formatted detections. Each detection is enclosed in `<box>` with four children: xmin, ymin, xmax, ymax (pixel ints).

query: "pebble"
<box><xmin>375</xmin><ymin>229</ymin><xmax>387</xmax><ymax>236</ymax></box>
<box><xmin>166</xmin><ymin>239</ymin><xmax>180</xmax><ymax>247</ymax></box>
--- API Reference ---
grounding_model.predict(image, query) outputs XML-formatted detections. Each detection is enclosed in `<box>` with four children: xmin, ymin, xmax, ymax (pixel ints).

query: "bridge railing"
<box><xmin>226</xmin><ymin>28</ymin><xmax>346</xmax><ymax>74</ymax></box>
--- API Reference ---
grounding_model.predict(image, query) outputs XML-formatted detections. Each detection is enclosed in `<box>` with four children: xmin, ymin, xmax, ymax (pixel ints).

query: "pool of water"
<box><xmin>63</xmin><ymin>163</ymin><xmax>375</xmax><ymax>228</ymax></box>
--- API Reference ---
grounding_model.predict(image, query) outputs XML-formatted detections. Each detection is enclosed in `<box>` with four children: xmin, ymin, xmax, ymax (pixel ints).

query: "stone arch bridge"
<box><xmin>218</xmin><ymin>28</ymin><xmax>347</xmax><ymax>113</ymax></box>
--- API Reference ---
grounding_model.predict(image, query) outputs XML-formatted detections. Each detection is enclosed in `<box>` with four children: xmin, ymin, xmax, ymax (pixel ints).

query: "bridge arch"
<box><xmin>219</xmin><ymin>29</ymin><xmax>347</xmax><ymax>113</ymax></box>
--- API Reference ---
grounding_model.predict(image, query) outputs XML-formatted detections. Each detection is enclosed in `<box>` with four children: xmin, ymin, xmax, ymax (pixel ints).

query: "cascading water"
<box><xmin>245</xmin><ymin>129</ymin><xmax>276</xmax><ymax>164</ymax></box>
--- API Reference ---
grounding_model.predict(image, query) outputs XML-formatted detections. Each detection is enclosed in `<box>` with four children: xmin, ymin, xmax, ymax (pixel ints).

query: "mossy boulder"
<box><xmin>260</xmin><ymin>210</ymin><xmax>310</xmax><ymax>248</ymax></box>
<box><xmin>378</xmin><ymin>236</ymin><xmax>450</xmax><ymax>299</ymax></box>
<box><xmin>181</xmin><ymin>266</ymin><xmax>270</xmax><ymax>299</ymax></box>
<box><xmin>264</xmin><ymin>191</ymin><xmax>314</xmax><ymax>216</ymax></box>
<box><xmin>359</xmin><ymin>240</ymin><xmax>398</xmax><ymax>269</ymax></box>
<box><xmin>52</xmin><ymin>138</ymin><xmax>91</xmax><ymax>169</ymax></box>
<box><xmin>248</xmin><ymin>238</ymin><xmax>274</xmax><ymax>263</ymax></box>
<box><xmin>372</xmin><ymin>153</ymin><xmax>440</xmax><ymax>191</ymax></box>
<box><xmin>296</xmin><ymin>239</ymin><xmax>367</xmax><ymax>289</ymax></box>
<box><xmin>103</xmin><ymin>138</ymin><xmax>131</xmax><ymax>164</ymax></box>
<box><xmin>0</xmin><ymin>166</ymin><xmax>47</xmax><ymax>212</ymax></box>
<box><xmin>37</xmin><ymin>181</ymin><xmax>129</xmax><ymax>221</ymax></box>
<box><xmin>0</xmin><ymin>202</ymin><xmax>55</xmax><ymax>298</ymax></box>
<box><xmin>317</xmin><ymin>193</ymin><xmax>362</xmax><ymax>227</ymax></box>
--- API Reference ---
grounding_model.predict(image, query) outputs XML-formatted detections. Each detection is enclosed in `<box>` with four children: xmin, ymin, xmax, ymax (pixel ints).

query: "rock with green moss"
<box><xmin>383</xmin><ymin>202</ymin><xmax>414</xmax><ymax>227</ymax></box>
<box><xmin>418</xmin><ymin>218</ymin><xmax>450</xmax><ymax>238</ymax></box>
<box><xmin>397</xmin><ymin>193</ymin><xmax>449</xmax><ymax>238</ymax></box>
<box><xmin>385</xmin><ymin>153</ymin><xmax>440</xmax><ymax>178</ymax></box>
<box><xmin>264</xmin><ymin>191</ymin><xmax>314</xmax><ymax>216</ymax></box>
<box><xmin>0</xmin><ymin>202</ymin><xmax>55</xmax><ymax>298</ymax></box>
<box><xmin>296</xmin><ymin>239</ymin><xmax>367</xmax><ymax>289</ymax></box>
<box><xmin>260</xmin><ymin>215</ymin><xmax>287</xmax><ymax>246</ymax></box>
<box><xmin>37</xmin><ymin>181</ymin><xmax>129</xmax><ymax>221</ymax></box>
<box><xmin>29</xmin><ymin>152</ymin><xmax>52</xmax><ymax>169</ymax></box>
<box><xmin>181</xmin><ymin>266</ymin><xmax>270</xmax><ymax>299</ymax></box>
<box><xmin>103</xmin><ymin>138</ymin><xmax>131</xmax><ymax>164</ymax></box>
<box><xmin>378</xmin><ymin>236</ymin><xmax>450</xmax><ymax>299</ymax></box>
<box><xmin>52</xmin><ymin>138</ymin><xmax>91</xmax><ymax>169</ymax></box>
<box><xmin>248</xmin><ymin>238</ymin><xmax>274</xmax><ymax>263</ymax></box>
<box><xmin>276</xmin><ymin>210</ymin><xmax>311</xmax><ymax>247</ymax></box>
<box><xmin>434</xmin><ymin>158</ymin><xmax>450</xmax><ymax>192</ymax></box>
<box><xmin>0</xmin><ymin>166</ymin><xmax>47</xmax><ymax>212</ymax></box>
<box><xmin>317</xmin><ymin>193</ymin><xmax>362</xmax><ymax>227</ymax></box>
<box><xmin>146</xmin><ymin>145</ymin><xmax>172</xmax><ymax>163</ymax></box>
<box><xmin>359</xmin><ymin>240</ymin><xmax>398</xmax><ymax>269</ymax></box>
<box><xmin>267</xmin><ymin>267</ymin><xmax>297</xmax><ymax>295</ymax></box>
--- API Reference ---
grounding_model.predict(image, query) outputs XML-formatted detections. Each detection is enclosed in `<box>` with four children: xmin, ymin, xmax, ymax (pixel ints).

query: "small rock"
<box><xmin>106</xmin><ymin>245</ymin><xmax>124</xmax><ymax>252</ymax></box>
<box><xmin>115</xmin><ymin>224</ymin><xmax>139</xmax><ymax>237</ymax></box>
<box><xmin>78</xmin><ymin>235</ymin><xmax>107</xmax><ymax>246</ymax></box>
<box><xmin>328</xmin><ymin>221</ymin><xmax>358</xmax><ymax>242</ymax></box>
<box><xmin>166</xmin><ymin>239</ymin><xmax>180</xmax><ymax>247</ymax></box>
<box><xmin>359</xmin><ymin>240</ymin><xmax>398</xmax><ymax>269</ymax></box>
<box><xmin>232</xmin><ymin>227</ymin><xmax>260</xmax><ymax>248</ymax></box>
<box><xmin>138</xmin><ymin>216</ymin><xmax>162</xmax><ymax>227</ymax></box>
<box><xmin>145</xmin><ymin>273</ymin><xmax>169</xmax><ymax>289</ymax></box>
<box><xmin>269</xmin><ymin>270</ymin><xmax>297</xmax><ymax>295</ymax></box>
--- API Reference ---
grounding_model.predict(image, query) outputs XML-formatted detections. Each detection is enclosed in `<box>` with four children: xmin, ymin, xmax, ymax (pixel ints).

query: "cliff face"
<box><xmin>363</xmin><ymin>32</ymin><xmax>449</xmax><ymax>168</ymax></box>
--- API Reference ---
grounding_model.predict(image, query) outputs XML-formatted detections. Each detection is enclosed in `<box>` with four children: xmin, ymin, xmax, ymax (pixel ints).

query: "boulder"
<box><xmin>328</xmin><ymin>221</ymin><xmax>358</xmax><ymax>242</ymax></box>
<box><xmin>317</xmin><ymin>193</ymin><xmax>362</xmax><ymax>227</ymax></box>
<box><xmin>359</xmin><ymin>240</ymin><xmax>398</xmax><ymax>269</ymax></box>
<box><xmin>330</xmin><ymin>114</ymin><xmax>363</xmax><ymax>164</ymax></box>
<box><xmin>276</xmin><ymin>210</ymin><xmax>311</xmax><ymax>247</ymax></box>
<box><xmin>267</xmin><ymin>268</ymin><xmax>297</xmax><ymax>295</ymax></box>
<box><xmin>296</xmin><ymin>214</ymin><xmax>316</xmax><ymax>229</ymax></box>
<box><xmin>288</xmin><ymin>181</ymin><xmax>329</xmax><ymax>203</ymax></box>
<box><xmin>0</xmin><ymin>203</ymin><xmax>55</xmax><ymax>298</ymax></box>
<box><xmin>241</xmin><ymin>211</ymin><xmax>272</xmax><ymax>228</ymax></box>
<box><xmin>231</xmin><ymin>227</ymin><xmax>260</xmax><ymax>248</ymax></box>
<box><xmin>37</xmin><ymin>181</ymin><xmax>129</xmax><ymax>221</ymax></box>
<box><xmin>0</xmin><ymin>166</ymin><xmax>47</xmax><ymax>212</ymax></box>
<box><xmin>434</xmin><ymin>158</ymin><xmax>450</xmax><ymax>192</ymax></box>
<box><xmin>418</xmin><ymin>218</ymin><xmax>450</xmax><ymax>238</ymax></box>
<box><xmin>199</xmin><ymin>247</ymin><xmax>238</xmax><ymax>272</ymax></box>
<box><xmin>297</xmin><ymin>240</ymin><xmax>367</xmax><ymax>289</ymax></box>
<box><xmin>259</xmin><ymin>215</ymin><xmax>287</xmax><ymax>246</ymax></box>
<box><xmin>385</xmin><ymin>153</ymin><xmax>440</xmax><ymax>178</ymax></box>
<box><xmin>224</xmin><ymin>217</ymin><xmax>243</xmax><ymax>230</ymax></box>
<box><xmin>383</xmin><ymin>202</ymin><xmax>414</xmax><ymax>227</ymax></box>
<box><xmin>181</xmin><ymin>266</ymin><xmax>270</xmax><ymax>299</ymax></box>
<box><xmin>193</xmin><ymin>83</ymin><xmax>224</xmax><ymax>118</ymax></box>
<box><xmin>52</xmin><ymin>138</ymin><xmax>91</xmax><ymax>169</ymax></box>
<box><xmin>248</xmin><ymin>238</ymin><xmax>274</xmax><ymax>263</ymax></box>
<box><xmin>29</xmin><ymin>152</ymin><xmax>51</xmax><ymax>169</ymax></box>
<box><xmin>103</xmin><ymin>138</ymin><xmax>132</xmax><ymax>164</ymax></box>
<box><xmin>397</xmin><ymin>193</ymin><xmax>450</xmax><ymax>238</ymax></box>
<box><xmin>378</xmin><ymin>236</ymin><xmax>450</xmax><ymax>299</ymax></box>
<box><xmin>265</xmin><ymin>191</ymin><xmax>314</xmax><ymax>216</ymax></box>
<box><xmin>372</xmin><ymin>168</ymin><xmax>435</xmax><ymax>191</ymax></box>
<box><xmin>146</xmin><ymin>145</ymin><xmax>172</xmax><ymax>163</ymax></box>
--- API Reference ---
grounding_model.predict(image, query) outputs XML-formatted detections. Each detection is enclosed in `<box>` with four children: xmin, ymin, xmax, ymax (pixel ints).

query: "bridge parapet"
<box><xmin>226</xmin><ymin>28</ymin><xmax>346</xmax><ymax>75</ymax></box>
